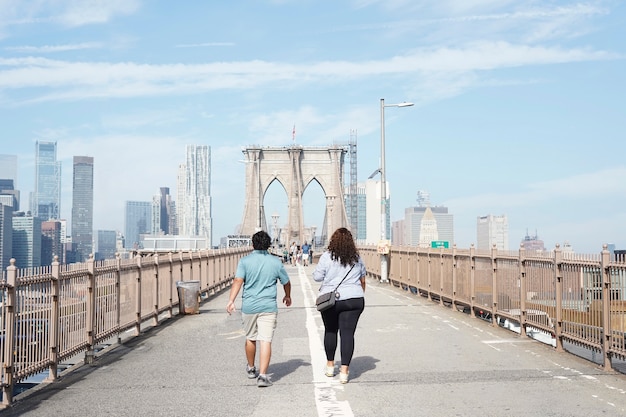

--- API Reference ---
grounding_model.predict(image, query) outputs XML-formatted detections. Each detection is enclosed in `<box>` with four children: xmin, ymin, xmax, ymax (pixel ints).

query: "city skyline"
<box><xmin>0</xmin><ymin>2</ymin><xmax>624</xmax><ymax>253</ymax></box>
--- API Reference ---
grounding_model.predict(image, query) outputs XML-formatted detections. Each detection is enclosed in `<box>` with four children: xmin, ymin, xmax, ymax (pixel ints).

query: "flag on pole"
<box><xmin>292</xmin><ymin>124</ymin><xmax>296</xmax><ymax>142</ymax></box>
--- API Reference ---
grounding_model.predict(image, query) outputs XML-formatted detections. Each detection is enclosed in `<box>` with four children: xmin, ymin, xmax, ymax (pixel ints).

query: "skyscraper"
<box><xmin>12</xmin><ymin>213</ymin><xmax>42</xmax><ymax>268</ymax></box>
<box><xmin>125</xmin><ymin>201</ymin><xmax>152</xmax><ymax>249</ymax></box>
<box><xmin>71</xmin><ymin>156</ymin><xmax>94</xmax><ymax>262</ymax></box>
<box><xmin>33</xmin><ymin>142</ymin><xmax>62</xmax><ymax>220</ymax></box>
<box><xmin>521</xmin><ymin>231</ymin><xmax>545</xmax><ymax>253</ymax></box>
<box><xmin>0</xmin><ymin>179</ymin><xmax>20</xmax><ymax>211</ymax></box>
<box><xmin>344</xmin><ymin>182</ymin><xmax>367</xmax><ymax>243</ymax></box>
<box><xmin>95</xmin><ymin>230</ymin><xmax>117</xmax><ymax>261</ymax></box>
<box><xmin>152</xmin><ymin>187</ymin><xmax>176</xmax><ymax>235</ymax></box>
<box><xmin>363</xmin><ymin>178</ymin><xmax>389</xmax><ymax>245</ymax></box>
<box><xmin>477</xmin><ymin>214</ymin><xmax>509</xmax><ymax>250</ymax></box>
<box><xmin>403</xmin><ymin>205</ymin><xmax>454</xmax><ymax>247</ymax></box>
<box><xmin>0</xmin><ymin>203</ymin><xmax>13</xmax><ymax>272</ymax></box>
<box><xmin>177</xmin><ymin>145</ymin><xmax>212</xmax><ymax>244</ymax></box>
<box><xmin>418</xmin><ymin>206</ymin><xmax>439</xmax><ymax>248</ymax></box>
<box><xmin>41</xmin><ymin>220</ymin><xmax>63</xmax><ymax>265</ymax></box>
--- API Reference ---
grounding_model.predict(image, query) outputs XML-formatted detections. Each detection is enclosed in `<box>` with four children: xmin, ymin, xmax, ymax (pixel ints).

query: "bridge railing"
<box><xmin>0</xmin><ymin>247</ymin><xmax>250</xmax><ymax>407</ymax></box>
<box><xmin>4</xmin><ymin>242</ymin><xmax>626</xmax><ymax>405</ymax></box>
<box><xmin>359</xmin><ymin>243</ymin><xmax>626</xmax><ymax>370</ymax></box>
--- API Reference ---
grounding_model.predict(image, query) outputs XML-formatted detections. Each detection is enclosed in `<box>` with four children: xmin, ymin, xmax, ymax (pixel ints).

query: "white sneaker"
<box><xmin>339</xmin><ymin>372</ymin><xmax>349</xmax><ymax>384</ymax></box>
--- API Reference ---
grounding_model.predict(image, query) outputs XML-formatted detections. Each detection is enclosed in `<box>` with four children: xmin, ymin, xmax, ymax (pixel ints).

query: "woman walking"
<box><xmin>313</xmin><ymin>227</ymin><xmax>366</xmax><ymax>383</ymax></box>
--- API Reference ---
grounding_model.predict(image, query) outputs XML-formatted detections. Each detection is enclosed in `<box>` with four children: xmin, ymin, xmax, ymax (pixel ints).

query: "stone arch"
<box><xmin>239</xmin><ymin>145</ymin><xmax>348</xmax><ymax>246</ymax></box>
<box><xmin>301</xmin><ymin>176</ymin><xmax>326</xmax><ymax>245</ymax></box>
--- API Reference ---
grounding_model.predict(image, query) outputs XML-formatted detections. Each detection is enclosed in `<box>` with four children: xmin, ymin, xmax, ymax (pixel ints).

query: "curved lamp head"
<box><xmin>382</xmin><ymin>100</ymin><xmax>415</xmax><ymax>108</ymax></box>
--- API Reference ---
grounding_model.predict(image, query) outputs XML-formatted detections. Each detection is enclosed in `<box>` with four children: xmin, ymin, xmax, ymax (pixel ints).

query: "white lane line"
<box><xmin>483</xmin><ymin>339</ymin><xmax>533</xmax><ymax>344</ymax></box>
<box><xmin>297</xmin><ymin>265</ymin><xmax>354</xmax><ymax>417</ymax></box>
<box><xmin>442</xmin><ymin>320</ymin><xmax>459</xmax><ymax>330</ymax></box>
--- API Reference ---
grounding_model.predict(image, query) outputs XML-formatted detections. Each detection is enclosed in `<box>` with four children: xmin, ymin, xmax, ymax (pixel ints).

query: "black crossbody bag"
<box><xmin>315</xmin><ymin>264</ymin><xmax>355</xmax><ymax>312</ymax></box>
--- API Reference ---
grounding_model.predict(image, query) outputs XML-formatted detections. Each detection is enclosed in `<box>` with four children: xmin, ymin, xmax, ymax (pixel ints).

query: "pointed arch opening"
<box><xmin>302</xmin><ymin>178</ymin><xmax>326</xmax><ymax>249</ymax></box>
<box><xmin>263</xmin><ymin>178</ymin><xmax>288</xmax><ymax>247</ymax></box>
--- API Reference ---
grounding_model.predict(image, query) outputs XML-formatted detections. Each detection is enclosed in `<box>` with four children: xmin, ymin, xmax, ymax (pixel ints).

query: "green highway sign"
<box><xmin>431</xmin><ymin>240</ymin><xmax>449</xmax><ymax>249</ymax></box>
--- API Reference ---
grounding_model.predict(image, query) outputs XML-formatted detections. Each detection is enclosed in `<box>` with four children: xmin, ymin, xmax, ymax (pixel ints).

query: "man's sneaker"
<box><xmin>257</xmin><ymin>374</ymin><xmax>273</xmax><ymax>387</ymax></box>
<box><xmin>246</xmin><ymin>365</ymin><xmax>258</xmax><ymax>379</ymax></box>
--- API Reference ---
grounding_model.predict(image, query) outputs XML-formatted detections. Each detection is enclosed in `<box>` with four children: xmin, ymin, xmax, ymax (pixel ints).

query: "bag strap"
<box><xmin>320</xmin><ymin>264</ymin><xmax>355</xmax><ymax>292</ymax></box>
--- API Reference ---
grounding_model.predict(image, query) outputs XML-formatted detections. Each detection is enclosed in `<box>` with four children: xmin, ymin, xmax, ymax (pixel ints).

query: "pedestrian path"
<box><xmin>2</xmin><ymin>264</ymin><xmax>626</xmax><ymax>416</ymax></box>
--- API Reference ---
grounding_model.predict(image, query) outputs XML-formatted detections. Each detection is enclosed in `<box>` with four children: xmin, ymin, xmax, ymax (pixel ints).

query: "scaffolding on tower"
<box><xmin>348</xmin><ymin>130</ymin><xmax>358</xmax><ymax>237</ymax></box>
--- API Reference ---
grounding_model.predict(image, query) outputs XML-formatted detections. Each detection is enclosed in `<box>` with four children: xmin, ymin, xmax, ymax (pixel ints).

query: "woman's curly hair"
<box><xmin>327</xmin><ymin>227</ymin><xmax>359</xmax><ymax>267</ymax></box>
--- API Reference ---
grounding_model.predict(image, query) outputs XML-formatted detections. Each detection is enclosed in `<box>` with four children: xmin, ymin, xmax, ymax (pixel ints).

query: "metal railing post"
<box><xmin>413</xmin><ymin>247</ymin><xmax>419</xmax><ymax>294</ymax></box>
<box><xmin>85</xmin><ymin>255</ymin><xmax>96</xmax><ymax>365</ymax></box>
<box><xmin>600</xmin><ymin>244</ymin><xmax>613</xmax><ymax>370</ymax></box>
<box><xmin>554</xmin><ymin>244</ymin><xmax>564</xmax><ymax>352</ymax></box>
<box><xmin>439</xmin><ymin>247</ymin><xmax>444</xmax><ymax>307</ymax></box>
<box><xmin>427</xmin><ymin>246</ymin><xmax>433</xmax><ymax>302</ymax></box>
<box><xmin>2</xmin><ymin>259</ymin><xmax>18</xmax><ymax>407</ymax></box>
<box><xmin>452</xmin><ymin>244</ymin><xmax>457</xmax><ymax>310</ymax></box>
<box><xmin>152</xmin><ymin>253</ymin><xmax>159</xmax><ymax>327</ymax></box>
<box><xmin>469</xmin><ymin>244</ymin><xmax>476</xmax><ymax>318</ymax></box>
<box><xmin>519</xmin><ymin>244</ymin><xmax>527</xmax><ymax>337</ymax></box>
<box><xmin>115</xmin><ymin>253</ymin><xmax>122</xmax><ymax>345</ymax></box>
<box><xmin>134</xmin><ymin>254</ymin><xmax>142</xmax><ymax>336</ymax></box>
<box><xmin>491</xmin><ymin>244</ymin><xmax>498</xmax><ymax>326</ymax></box>
<box><xmin>48</xmin><ymin>256</ymin><xmax>60</xmax><ymax>381</ymax></box>
<box><xmin>168</xmin><ymin>252</ymin><xmax>174</xmax><ymax>317</ymax></box>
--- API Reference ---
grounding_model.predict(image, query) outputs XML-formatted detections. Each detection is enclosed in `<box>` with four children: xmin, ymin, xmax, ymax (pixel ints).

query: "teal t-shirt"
<box><xmin>235</xmin><ymin>250</ymin><xmax>290</xmax><ymax>314</ymax></box>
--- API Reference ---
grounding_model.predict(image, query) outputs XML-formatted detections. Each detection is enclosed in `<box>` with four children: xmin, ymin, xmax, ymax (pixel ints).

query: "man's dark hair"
<box><xmin>252</xmin><ymin>230</ymin><xmax>272</xmax><ymax>250</ymax></box>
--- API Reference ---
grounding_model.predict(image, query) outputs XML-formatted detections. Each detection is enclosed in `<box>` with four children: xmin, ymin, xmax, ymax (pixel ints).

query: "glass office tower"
<box><xmin>12</xmin><ymin>213</ymin><xmax>42</xmax><ymax>268</ymax></box>
<box><xmin>33</xmin><ymin>142</ymin><xmax>62</xmax><ymax>220</ymax></box>
<box><xmin>124</xmin><ymin>201</ymin><xmax>152</xmax><ymax>249</ymax></box>
<box><xmin>71</xmin><ymin>156</ymin><xmax>94</xmax><ymax>262</ymax></box>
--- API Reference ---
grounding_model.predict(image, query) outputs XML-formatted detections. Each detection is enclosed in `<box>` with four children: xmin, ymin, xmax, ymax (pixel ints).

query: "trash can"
<box><xmin>176</xmin><ymin>280</ymin><xmax>201</xmax><ymax>315</ymax></box>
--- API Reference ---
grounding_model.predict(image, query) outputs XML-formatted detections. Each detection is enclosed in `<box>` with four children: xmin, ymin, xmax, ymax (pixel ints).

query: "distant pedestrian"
<box><xmin>313</xmin><ymin>227</ymin><xmax>366</xmax><ymax>384</ymax></box>
<box><xmin>301</xmin><ymin>242</ymin><xmax>310</xmax><ymax>266</ymax></box>
<box><xmin>282</xmin><ymin>248</ymin><xmax>289</xmax><ymax>263</ymax></box>
<box><xmin>290</xmin><ymin>241</ymin><xmax>298</xmax><ymax>266</ymax></box>
<box><xmin>227</xmin><ymin>230</ymin><xmax>292</xmax><ymax>387</ymax></box>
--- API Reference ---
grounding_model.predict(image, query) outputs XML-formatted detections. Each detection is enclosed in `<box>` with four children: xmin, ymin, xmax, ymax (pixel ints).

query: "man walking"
<box><xmin>290</xmin><ymin>241</ymin><xmax>298</xmax><ymax>266</ymax></box>
<box><xmin>226</xmin><ymin>230</ymin><xmax>292</xmax><ymax>387</ymax></box>
<box><xmin>301</xmin><ymin>241</ymin><xmax>310</xmax><ymax>266</ymax></box>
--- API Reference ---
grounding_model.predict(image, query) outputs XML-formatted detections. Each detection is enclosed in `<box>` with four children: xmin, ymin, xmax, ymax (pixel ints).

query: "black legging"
<box><xmin>321</xmin><ymin>297</ymin><xmax>365</xmax><ymax>366</ymax></box>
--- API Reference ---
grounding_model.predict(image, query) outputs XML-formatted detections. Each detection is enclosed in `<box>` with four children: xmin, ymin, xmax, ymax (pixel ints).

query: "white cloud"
<box><xmin>0</xmin><ymin>42</ymin><xmax>617</xmax><ymax>106</ymax></box>
<box><xmin>5</xmin><ymin>42</ymin><xmax>103</xmax><ymax>53</ymax></box>
<box><xmin>339</xmin><ymin>3</ymin><xmax>606</xmax><ymax>38</ymax></box>
<box><xmin>56</xmin><ymin>0</ymin><xmax>141</xmax><ymax>26</ymax></box>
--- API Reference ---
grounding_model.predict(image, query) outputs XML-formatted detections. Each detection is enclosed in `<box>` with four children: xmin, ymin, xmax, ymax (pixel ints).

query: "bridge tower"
<box><xmin>239</xmin><ymin>145</ymin><xmax>349</xmax><ymax>246</ymax></box>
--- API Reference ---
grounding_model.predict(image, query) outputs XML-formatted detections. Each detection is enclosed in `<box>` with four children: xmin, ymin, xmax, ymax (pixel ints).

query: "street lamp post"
<box><xmin>379</xmin><ymin>98</ymin><xmax>414</xmax><ymax>283</ymax></box>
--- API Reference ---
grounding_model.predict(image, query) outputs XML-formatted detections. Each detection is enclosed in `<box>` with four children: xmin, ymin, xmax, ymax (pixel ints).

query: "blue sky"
<box><xmin>0</xmin><ymin>0</ymin><xmax>624</xmax><ymax>253</ymax></box>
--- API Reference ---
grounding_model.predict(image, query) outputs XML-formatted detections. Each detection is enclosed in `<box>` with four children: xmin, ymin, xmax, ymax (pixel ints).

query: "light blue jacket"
<box><xmin>313</xmin><ymin>251</ymin><xmax>366</xmax><ymax>301</ymax></box>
